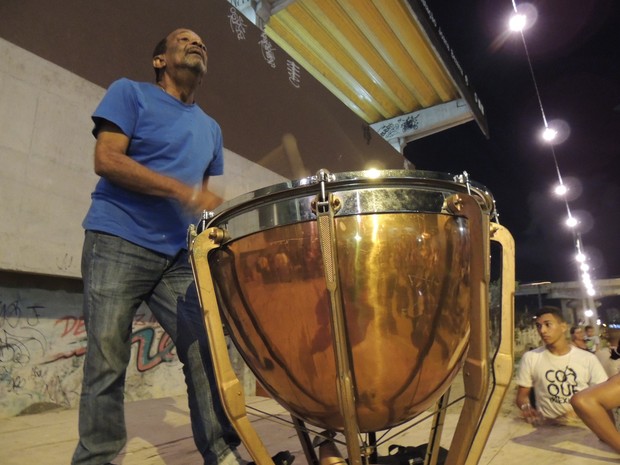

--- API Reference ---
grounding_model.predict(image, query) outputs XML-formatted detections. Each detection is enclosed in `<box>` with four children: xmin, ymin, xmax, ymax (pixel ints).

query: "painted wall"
<box><xmin>0</xmin><ymin>278</ymin><xmax>178</xmax><ymax>417</ymax></box>
<box><xmin>0</xmin><ymin>38</ymin><xmax>285</xmax><ymax>417</ymax></box>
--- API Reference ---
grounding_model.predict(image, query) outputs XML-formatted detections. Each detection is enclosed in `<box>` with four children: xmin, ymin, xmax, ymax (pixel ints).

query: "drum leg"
<box><xmin>443</xmin><ymin>195</ymin><xmax>490</xmax><ymax>465</ymax></box>
<box><xmin>291</xmin><ymin>416</ymin><xmax>320</xmax><ymax>465</ymax></box>
<box><xmin>444</xmin><ymin>221</ymin><xmax>515</xmax><ymax>465</ymax></box>
<box><xmin>461</xmin><ymin>224</ymin><xmax>515</xmax><ymax>465</ymax></box>
<box><xmin>190</xmin><ymin>227</ymin><xmax>275</xmax><ymax>465</ymax></box>
<box><xmin>425</xmin><ymin>388</ymin><xmax>451</xmax><ymax>465</ymax></box>
<box><xmin>367</xmin><ymin>432</ymin><xmax>377</xmax><ymax>464</ymax></box>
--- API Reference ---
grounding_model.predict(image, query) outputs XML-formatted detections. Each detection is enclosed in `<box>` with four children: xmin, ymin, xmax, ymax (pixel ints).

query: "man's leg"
<box><xmin>72</xmin><ymin>232</ymin><xmax>167</xmax><ymax>465</ymax></box>
<box><xmin>148</xmin><ymin>250</ymin><xmax>240</xmax><ymax>465</ymax></box>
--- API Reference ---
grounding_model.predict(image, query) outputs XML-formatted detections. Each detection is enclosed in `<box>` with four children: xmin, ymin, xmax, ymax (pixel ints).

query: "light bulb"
<box><xmin>576</xmin><ymin>252</ymin><xmax>586</xmax><ymax>263</ymax></box>
<box><xmin>542</xmin><ymin>127</ymin><xmax>558</xmax><ymax>142</ymax></box>
<box><xmin>554</xmin><ymin>184</ymin><xmax>568</xmax><ymax>196</ymax></box>
<box><xmin>566</xmin><ymin>216</ymin><xmax>578</xmax><ymax>228</ymax></box>
<box><xmin>509</xmin><ymin>14</ymin><xmax>527</xmax><ymax>32</ymax></box>
<box><xmin>584</xmin><ymin>309</ymin><xmax>594</xmax><ymax>317</ymax></box>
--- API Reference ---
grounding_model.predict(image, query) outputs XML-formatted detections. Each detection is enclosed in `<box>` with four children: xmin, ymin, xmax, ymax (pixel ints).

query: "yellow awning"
<box><xmin>234</xmin><ymin>0</ymin><xmax>488</xmax><ymax>150</ymax></box>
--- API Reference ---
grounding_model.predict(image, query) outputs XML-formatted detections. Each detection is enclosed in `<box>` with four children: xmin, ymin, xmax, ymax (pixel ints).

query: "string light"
<box><xmin>541</xmin><ymin>126</ymin><xmax>557</xmax><ymax>142</ymax></box>
<box><xmin>509</xmin><ymin>0</ymin><xmax>597</xmax><ymax>301</ymax></box>
<box><xmin>509</xmin><ymin>14</ymin><xmax>527</xmax><ymax>32</ymax></box>
<box><xmin>565</xmin><ymin>216</ymin><xmax>578</xmax><ymax>228</ymax></box>
<box><xmin>553</xmin><ymin>184</ymin><xmax>568</xmax><ymax>196</ymax></box>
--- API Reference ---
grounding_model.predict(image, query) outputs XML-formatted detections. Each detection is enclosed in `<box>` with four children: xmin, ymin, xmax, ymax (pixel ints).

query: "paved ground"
<box><xmin>2</xmin><ymin>378</ymin><xmax>619</xmax><ymax>465</ymax></box>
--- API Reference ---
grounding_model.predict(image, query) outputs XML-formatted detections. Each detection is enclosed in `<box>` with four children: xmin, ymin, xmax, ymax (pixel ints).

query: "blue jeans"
<box><xmin>72</xmin><ymin>231</ymin><xmax>240</xmax><ymax>465</ymax></box>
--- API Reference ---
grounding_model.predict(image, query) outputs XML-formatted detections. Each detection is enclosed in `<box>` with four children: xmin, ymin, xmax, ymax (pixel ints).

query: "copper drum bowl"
<box><xmin>202</xmin><ymin>170</ymin><xmax>494</xmax><ymax>433</ymax></box>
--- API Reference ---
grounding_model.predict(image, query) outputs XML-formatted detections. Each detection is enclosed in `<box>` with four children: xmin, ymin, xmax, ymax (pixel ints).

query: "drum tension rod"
<box><xmin>312</xmin><ymin>170</ymin><xmax>341</xmax><ymax>215</ymax></box>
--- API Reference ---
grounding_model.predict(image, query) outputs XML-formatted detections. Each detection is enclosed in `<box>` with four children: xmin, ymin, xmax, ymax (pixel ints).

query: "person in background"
<box><xmin>585</xmin><ymin>325</ymin><xmax>601</xmax><ymax>353</ymax></box>
<box><xmin>570</xmin><ymin>326</ymin><xmax>588</xmax><ymax>350</ymax></box>
<box><xmin>515</xmin><ymin>306</ymin><xmax>608</xmax><ymax>425</ymax></box>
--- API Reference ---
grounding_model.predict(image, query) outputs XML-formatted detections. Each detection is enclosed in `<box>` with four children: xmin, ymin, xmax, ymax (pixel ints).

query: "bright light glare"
<box><xmin>565</xmin><ymin>216</ymin><xmax>578</xmax><ymax>228</ymax></box>
<box><xmin>576</xmin><ymin>252</ymin><xmax>586</xmax><ymax>263</ymax></box>
<box><xmin>509</xmin><ymin>14</ymin><xmax>527</xmax><ymax>32</ymax></box>
<box><xmin>542</xmin><ymin>127</ymin><xmax>558</xmax><ymax>141</ymax></box>
<box><xmin>587</xmin><ymin>288</ymin><xmax>596</xmax><ymax>296</ymax></box>
<box><xmin>584</xmin><ymin>309</ymin><xmax>594</xmax><ymax>318</ymax></box>
<box><xmin>510</xmin><ymin>3</ymin><xmax>539</xmax><ymax>32</ymax></box>
<box><xmin>580</xmin><ymin>263</ymin><xmax>590</xmax><ymax>272</ymax></box>
<box><xmin>545</xmin><ymin>119</ymin><xmax>571</xmax><ymax>144</ymax></box>
<box><xmin>554</xmin><ymin>184</ymin><xmax>568</xmax><ymax>196</ymax></box>
<box><xmin>365</xmin><ymin>168</ymin><xmax>381</xmax><ymax>179</ymax></box>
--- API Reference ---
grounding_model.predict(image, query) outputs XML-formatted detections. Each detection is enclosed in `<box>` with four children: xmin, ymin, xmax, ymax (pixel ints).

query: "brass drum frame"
<box><xmin>189</xmin><ymin>170</ymin><xmax>515</xmax><ymax>465</ymax></box>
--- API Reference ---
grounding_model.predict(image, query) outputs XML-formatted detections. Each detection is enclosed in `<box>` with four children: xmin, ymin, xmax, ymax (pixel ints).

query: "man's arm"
<box><xmin>94</xmin><ymin>121</ymin><xmax>221</xmax><ymax>212</ymax></box>
<box><xmin>571</xmin><ymin>373</ymin><xmax>620</xmax><ymax>453</ymax></box>
<box><xmin>515</xmin><ymin>385</ymin><xmax>531</xmax><ymax>410</ymax></box>
<box><xmin>516</xmin><ymin>385</ymin><xmax>541</xmax><ymax>424</ymax></box>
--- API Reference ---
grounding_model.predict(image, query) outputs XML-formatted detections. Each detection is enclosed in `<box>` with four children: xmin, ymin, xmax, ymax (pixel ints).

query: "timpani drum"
<box><xmin>189</xmin><ymin>169</ymin><xmax>514</xmax><ymax>465</ymax></box>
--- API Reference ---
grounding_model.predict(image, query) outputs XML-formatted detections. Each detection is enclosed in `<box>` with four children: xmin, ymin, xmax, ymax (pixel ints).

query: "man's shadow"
<box><xmin>511</xmin><ymin>421</ymin><xmax>620</xmax><ymax>462</ymax></box>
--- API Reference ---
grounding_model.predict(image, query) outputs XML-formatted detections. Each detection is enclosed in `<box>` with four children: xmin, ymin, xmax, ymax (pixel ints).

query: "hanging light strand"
<box><xmin>518</xmin><ymin>29</ymin><xmax>549</xmax><ymax>128</ymax></box>
<box><xmin>509</xmin><ymin>2</ymin><xmax>595</xmax><ymax>298</ymax></box>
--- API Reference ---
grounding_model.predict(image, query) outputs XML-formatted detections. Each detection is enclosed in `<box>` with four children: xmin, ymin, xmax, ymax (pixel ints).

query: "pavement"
<box><xmin>2</xmin><ymin>377</ymin><xmax>619</xmax><ymax>465</ymax></box>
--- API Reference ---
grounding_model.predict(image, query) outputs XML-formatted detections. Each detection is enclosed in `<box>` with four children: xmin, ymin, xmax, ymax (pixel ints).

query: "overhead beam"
<box><xmin>517</xmin><ymin>278</ymin><xmax>620</xmax><ymax>299</ymax></box>
<box><xmin>370</xmin><ymin>99</ymin><xmax>473</xmax><ymax>152</ymax></box>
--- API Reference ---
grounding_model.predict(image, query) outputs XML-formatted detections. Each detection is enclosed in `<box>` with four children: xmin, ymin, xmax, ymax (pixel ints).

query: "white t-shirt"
<box><xmin>585</xmin><ymin>335</ymin><xmax>601</xmax><ymax>353</ymax></box>
<box><xmin>516</xmin><ymin>346</ymin><xmax>608</xmax><ymax>419</ymax></box>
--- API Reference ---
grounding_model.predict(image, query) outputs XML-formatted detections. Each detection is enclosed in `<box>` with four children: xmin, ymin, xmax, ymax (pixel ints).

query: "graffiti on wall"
<box><xmin>0</xmin><ymin>289</ymin><xmax>185</xmax><ymax>418</ymax></box>
<box><xmin>46</xmin><ymin>313</ymin><xmax>175</xmax><ymax>371</ymax></box>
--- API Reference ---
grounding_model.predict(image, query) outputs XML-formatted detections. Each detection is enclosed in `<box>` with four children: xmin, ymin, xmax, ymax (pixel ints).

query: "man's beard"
<box><xmin>183</xmin><ymin>55</ymin><xmax>207</xmax><ymax>76</ymax></box>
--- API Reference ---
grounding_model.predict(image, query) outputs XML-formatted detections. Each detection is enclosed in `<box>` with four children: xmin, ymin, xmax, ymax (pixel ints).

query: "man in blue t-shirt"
<box><xmin>72</xmin><ymin>28</ymin><xmax>238</xmax><ymax>465</ymax></box>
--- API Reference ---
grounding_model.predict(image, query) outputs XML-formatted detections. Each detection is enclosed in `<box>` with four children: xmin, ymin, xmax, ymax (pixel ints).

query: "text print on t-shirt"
<box><xmin>545</xmin><ymin>366</ymin><xmax>578</xmax><ymax>403</ymax></box>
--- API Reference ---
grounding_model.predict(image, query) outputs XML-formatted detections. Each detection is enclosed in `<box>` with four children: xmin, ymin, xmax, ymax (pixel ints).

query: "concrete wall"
<box><xmin>0</xmin><ymin>38</ymin><xmax>285</xmax><ymax>417</ymax></box>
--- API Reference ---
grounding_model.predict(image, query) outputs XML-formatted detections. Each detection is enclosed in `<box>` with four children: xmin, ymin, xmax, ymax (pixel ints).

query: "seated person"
<box><xmin>571</xmin><ymin>373</ymin><xmax>620</xmax><ymax>453</ymax></box>
<box><xmin>515</xmin><ymin>306</ymin><xmax>608</xmax><ymax>425</ymax></box>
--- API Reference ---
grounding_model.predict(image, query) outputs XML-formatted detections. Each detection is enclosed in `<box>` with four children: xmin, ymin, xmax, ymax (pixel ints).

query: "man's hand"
<box><xmin>187</xmin><ymin>188</ymin><xmax>223</xmax><ymax>214</ymax></box>
<box><xmin>520</xmin><ymin>403</ymin><xmax>543</xmax><ymax>425</ymax></box>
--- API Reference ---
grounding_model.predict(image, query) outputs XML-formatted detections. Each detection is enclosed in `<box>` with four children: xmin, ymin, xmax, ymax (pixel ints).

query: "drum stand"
<box><xmin>189</xmin><ymin>191</ymin><xmax>514</xmax><ymax>465</ymax></box>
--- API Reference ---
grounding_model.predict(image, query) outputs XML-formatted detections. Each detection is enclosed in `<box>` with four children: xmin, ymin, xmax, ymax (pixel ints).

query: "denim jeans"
<box><xmin>72</xmin><ymin>231</ymin><xmax>240</xmax><ymax>465</ymax></box>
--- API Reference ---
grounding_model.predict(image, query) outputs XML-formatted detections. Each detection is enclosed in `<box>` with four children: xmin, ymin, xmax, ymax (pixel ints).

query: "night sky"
<box><xmin>404</xmin><ymin>0</ymin><xmax>620</xmax><ymax>284</ymax></box>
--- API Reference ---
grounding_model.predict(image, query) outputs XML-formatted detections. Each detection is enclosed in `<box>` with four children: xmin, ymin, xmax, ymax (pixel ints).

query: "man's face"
<box><xmin>160</xmin><ymin>29</ymin><xmax>208</xmax><ymax>76</ymax></box>
<box><xmin>535</xmin><ymin>313</ymin><xmax>567</xmax><ymax>347</ymax></box>
<box><xmin>572</xmin><ymin>328</ymin><xmax>584</xmax><ymax>341</ymax></box>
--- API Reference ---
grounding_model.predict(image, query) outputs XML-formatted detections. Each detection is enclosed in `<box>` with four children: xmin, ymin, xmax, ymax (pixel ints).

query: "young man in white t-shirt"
<box><xmin>515</xmin><ymin>306</ymin><xmax>608</xmax><ymax>425</ymax></box>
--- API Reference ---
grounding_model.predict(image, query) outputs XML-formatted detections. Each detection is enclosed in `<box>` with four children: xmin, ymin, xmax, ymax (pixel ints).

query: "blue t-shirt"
<box><xmin>83</xmin><ymin>78</ymin><xmax>224</xmax><ymax>256</ymax></box>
